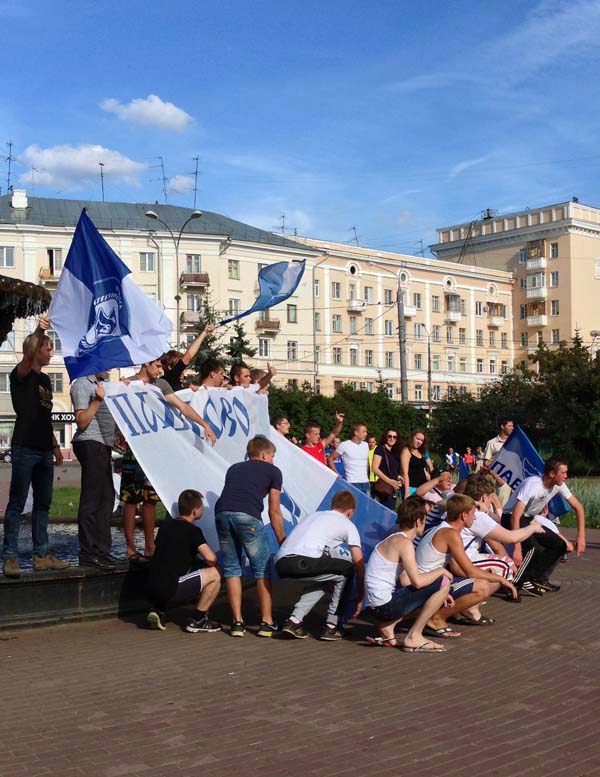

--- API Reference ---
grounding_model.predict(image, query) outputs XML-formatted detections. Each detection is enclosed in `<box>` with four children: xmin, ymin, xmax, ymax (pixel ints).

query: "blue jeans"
<box><xmin>215</xmin><ymin>511</ymin><xmax>272</xmax><ymax>579</ymax></box>
<box><xmin>351</xmin><ymin>482</ymin><xmax>371</xmax><ymax>495</ymax></box>
<box><xmin>3</xmin><ymin>446</ymin><xmax>54</xmax><ymax>558</ymax></box>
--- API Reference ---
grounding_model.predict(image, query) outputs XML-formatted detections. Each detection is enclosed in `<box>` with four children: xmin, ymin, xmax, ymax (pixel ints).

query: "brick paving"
<box><xmin>1</xmin><ymin>534</ymin><xmax>599</xmax><ymax>777</ymax></box>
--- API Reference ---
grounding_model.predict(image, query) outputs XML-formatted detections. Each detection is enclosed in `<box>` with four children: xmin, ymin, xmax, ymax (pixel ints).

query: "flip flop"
<box><xmin>401</xmin><ymin>640</ymin><xmax>447</xmax><ymax>653</ymax></box>
<box><xmin>423</xmin><ymin>626</ymin><xmax>461</xmax><ymax>639</ymax></box>
<box><xmin>450</xmin><ymin>615</ymin><xmax>496</xmax><ymax>626</ymax></box>
<box><xmin>366</xmin><ymin>635</ymin><xmax>398</xmax><ymax>648</ymax></box>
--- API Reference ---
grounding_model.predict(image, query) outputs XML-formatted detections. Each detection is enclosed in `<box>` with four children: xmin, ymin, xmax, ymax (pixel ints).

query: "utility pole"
<box><xmin>150</xmin><ymin>157</ymin><xmax>169</xmax><ymax>204</ymax></box>
<box><xmin>5</xmin><ymin>140</ymin><xmax>15</xmax><ymax>192</ymax></box>
<box><xmin>417</xmin><ymin>239</ymin><xmax>425</xmax><ymax>257</ymax></box>
<box><xmin>99</xmin><ymin>162</ymin><xmax>105</xmax><ymax>202</ymax></box>
<box><xmin>350</xmin><ymin>225</ymin><xmax>360</xmax><ymax>246</ymax></box>
<box><xmin>396</xmin><ymin>279</ymin><xmax>409</xmax><ymax>404</ymax></box>
<box><xmin>192</xmin><ymin>156</ymin><xmax>199</xmax><ymax>210</ymax></box>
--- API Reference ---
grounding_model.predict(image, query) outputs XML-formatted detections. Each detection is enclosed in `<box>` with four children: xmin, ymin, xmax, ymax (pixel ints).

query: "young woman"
<box><xmin>400</xmin><ymin>429</ymin><xmax>431</xmax><ymax>499</ymax></box>
<box><xmin>463</xmin><ymin>447</ymin><xmax>475</xmax><ymax>472</ymax></box>
<box><xmin>364</xmin><ymin>497</ymin><xmax>453</xmax><ymax>652</ymax></box>
<box><xmin>371</xmin><ymin>429</ymin><xmax>403</xmax><ymax>509</ymax></box>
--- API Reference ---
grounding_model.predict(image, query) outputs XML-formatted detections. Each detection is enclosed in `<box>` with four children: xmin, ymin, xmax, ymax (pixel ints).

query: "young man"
<box><xmin>484</xmin><ymin>418</ymin><xmax>514</xmax><ymax>466</ymax></box>
<box><xmin>230</xmin><ymin>362</ymin><xmax>276</xmax><ymax>391</ymax></box>
<box><xmin>329</xmin><ymin>422</ymin><xmax>370</xmax><ymax>494</ymax></box>
<box><xmin>504</xmin><ymin>457</ymin><xmax>585</xmax><ymax>596</ymax></box>
<box><xmin>71</xmin><ymin>372</ymin><xmax>118</xmax><ymax>569</ymax></box>
<box><xmin>146</xmin><ymin>489</ymin><xmax>222</xmax><ymax>633</ymax></box>
<box><xmin>3</xmin><ymin>315</ymin><xmax>69</xmax><ymax>577</ymax></box>
<box><xmin>121</xmin><ymin>359</ymin><xmax>217</xmax><ymax>560</ymax></box>
<box><xmin>415</xmin><ymin>494</ymin><xmax>518</xmax><ymax>637</ymax></box>
<box><xmin>215</xmin><ymin>436</ymin><xmax>285</xmax><ymax>637</ymax></box>
<box><xmin>301</xmin><ymin>412</ymin><xmax>344</xmax><ymax>466</ymax></box>
<box><xmin>272</xmin><ymin>415</ymin><xmax>298</xmax><ymax>445</ymax></box>
<box><xmin>161</xmin><ymin>323</ymin><xmax>216</xmax><ymax>390</ymax></box>
<box><xmin>199</xmin><ymin>357</ymin><xmax>226</xmax><ymax>389</ymax></box>
<box><xmin>365</xmin><ymin>497</ymin><xmax>452</xmax><ymax>652</ymax></box>
<box><xmin>326</xmin><ymin>436</ymin><xmax>346</xmax><ymax>479</ymax></box>
<box><xmin>276</xmin><ymin>490</ymin><xmax>364</xmax><ymax>641</ymax></box>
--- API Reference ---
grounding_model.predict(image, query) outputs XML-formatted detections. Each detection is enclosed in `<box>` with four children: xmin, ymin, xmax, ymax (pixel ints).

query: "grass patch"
<box><xmin>556</xmin><ymin>478</ymin><xmax>600</xmax><ymax>529</ymax></box>
<box><xmin>49</xmin><ymin>487</ymin><xmax>167</xmax><ymax>519</ymax></box>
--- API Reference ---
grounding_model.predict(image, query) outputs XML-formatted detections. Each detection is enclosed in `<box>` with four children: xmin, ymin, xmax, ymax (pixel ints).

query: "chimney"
<box><xmin>11</xmin><ymin>189</ymin><xmax>28</xmax><ymax>209</ymax></box>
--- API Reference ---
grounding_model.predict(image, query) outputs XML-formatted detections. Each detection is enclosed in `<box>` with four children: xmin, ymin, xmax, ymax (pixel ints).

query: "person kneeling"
<box><xmin>146</xmin><ymin>489</ymin><xmax>222</xmax><ymax>634</ymax></box>
<box><xmin>364</xmin><ymin>497</ymin><xmax>452</xmax><ymax>652</ymax></box>
<box><xmin>275</xmin><ymin>490</ymin><xmax>364</xmax><ymax>641</ymax></box>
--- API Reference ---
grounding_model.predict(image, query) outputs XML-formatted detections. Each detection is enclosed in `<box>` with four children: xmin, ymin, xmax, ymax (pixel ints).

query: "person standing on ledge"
<box><xmin>2</xmin><ymin>315</ymin><xmax>69</xmax><ymax>578</ymax></box>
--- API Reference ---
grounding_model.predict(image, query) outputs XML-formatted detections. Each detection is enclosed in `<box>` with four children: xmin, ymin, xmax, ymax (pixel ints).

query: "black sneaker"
<box><xmin>79</xmin><ymin>555</ymin><xmax>114</xmax><ymax>570</ymax></box>
<box><xmin>281</xmin><ymin>619</ymin><xmax>309</xmax><ymax>639</ymax></box>
<box><xmin>533</xmin><ymin>578</ymin><xmax>561</xmax><ymax>592</ymax></box>
<box><xmin>320</xmin><ymin>624</ymin><xmax>344</xmax><ymax>641</ymax></box>
<box><xmin>257</xmin><ymin>621</ymin><xmax>280</xmax><ymax>638</ymax></box>
<box><xmin>230</xmin><ymin>621</ymin><xmax>246</xmax><ymax>638</ymax></box>
<box><xmin>100</xmin><ymin>553</ymin><xmax>120</xmax><ymax>565</ymax></box>
<box><xmin>520</xmin><ymin>580</ymin><xmax>545</xmax><ymax>598</ymax></box>
<box><xmin>147</xmin><ymin>610</ymin><xmax>167</xmax><ymax>631</ymax></box>
<box><xmin>185</xmin><ymin>615</ymin><xmax>221</xmax><ymax>633</ymax></box>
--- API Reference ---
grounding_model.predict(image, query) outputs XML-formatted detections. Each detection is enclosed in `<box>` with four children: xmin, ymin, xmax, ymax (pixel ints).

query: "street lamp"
<box><xmin>145</xmin><ymin>209</ymin><xmax>202</xmax><ymax>347</ymax></box>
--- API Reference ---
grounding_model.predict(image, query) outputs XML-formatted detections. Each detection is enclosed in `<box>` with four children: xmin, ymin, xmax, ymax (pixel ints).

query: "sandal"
<box><xmin>366</xmin><ymin>635</ymin><xmax>398</xmax><ymax>648</ymax></box>
<box><xmin>401</xmin><ymin>640</ymin><xmax>447</xmax><ymax>653</ymax></box>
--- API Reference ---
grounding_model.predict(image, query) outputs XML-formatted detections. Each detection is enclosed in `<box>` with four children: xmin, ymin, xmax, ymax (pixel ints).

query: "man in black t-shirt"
<box><xmin>160</xmin><ymin>323</ymin><xmax>216</xmax><ymax>390</ymax></box>
<box><xmin>3</xmin><ymin>315</ymin><xmax>69</xmax><ymax>578</ymax></box>
<box><xmin>146</xmin><ymin>489</ymin><xmax>222</xmax><ymax>632</ymax></box>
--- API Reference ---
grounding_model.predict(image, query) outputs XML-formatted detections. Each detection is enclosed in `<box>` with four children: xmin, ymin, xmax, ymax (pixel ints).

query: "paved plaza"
<box><xmin>1</xmin><ymin>530</ymin><xmax>599</xmax><ymax>777</ymax></box>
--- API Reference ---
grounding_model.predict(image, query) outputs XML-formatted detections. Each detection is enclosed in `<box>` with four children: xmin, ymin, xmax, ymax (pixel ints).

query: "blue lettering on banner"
<box><xmin>108</xmin><ymin>393</ymin><xmax>147</xmax><ymax>436</ymax></box>
<box><xmin>202</xmin><ymin>397</ymin><xmax>222</xmax><ymax>439</ymax></box>
<box><xmin>232</xmin><ymin>397</ymin><xmax>250</xmax><ymax>436</ymax></box>
<box><xmin>201</xmin><ymin>395</ymin><xmax>252</xmax><ymax>440</ymax></box>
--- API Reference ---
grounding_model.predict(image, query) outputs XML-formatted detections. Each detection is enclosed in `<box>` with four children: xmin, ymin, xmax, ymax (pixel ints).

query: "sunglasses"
<box><xmin>386</xmin><ymin>434</ymin><xmax>398</xmax><ymax>439</ymax></box>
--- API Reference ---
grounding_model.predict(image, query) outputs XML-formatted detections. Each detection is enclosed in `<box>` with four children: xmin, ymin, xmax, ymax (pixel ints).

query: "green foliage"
<box><xmin>187</xmin><ymin>291</ymin><xmax>226</xmax><ymax>373</ymax></box>
<box><xmin>226</xmin><ymin>321</ymin><xmax>257</xmax><ymax>365</ymax></box>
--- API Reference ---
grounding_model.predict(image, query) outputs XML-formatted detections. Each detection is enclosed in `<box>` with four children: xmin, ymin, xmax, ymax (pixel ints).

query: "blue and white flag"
<box><xmin>220</xmin><ymin>259</ymin><xmax>306</xmax><ymax>326</ymax></box>
<box><xmin>458</xmin><ymin>456</ymin><xmax>470</xmax><ymax>481</ymax></box>
<box><xmin>49</xmin><ymin>209</ymin><xmax>172</xmax><ymax>381</ymax></box>
<box><xmin>489</xmin><ymin>425</ymin><xmax>570</xmax><ymax>516</ymax></box>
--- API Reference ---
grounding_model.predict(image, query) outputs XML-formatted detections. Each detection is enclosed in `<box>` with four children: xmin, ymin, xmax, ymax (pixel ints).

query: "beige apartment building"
<box><xmin>430</xmin><ymin>200</ymin><xmax>600</xmax><ymax>362</ymax></box>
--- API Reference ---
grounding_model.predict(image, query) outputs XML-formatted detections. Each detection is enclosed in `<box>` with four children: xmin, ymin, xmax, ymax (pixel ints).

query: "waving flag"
<box><xmin>220</xmin><ymin>259</ymin><xmax>306</xmax><ymax>325</ymax></box>
<box><xmin>49</xmin><ymin>209</ymin><xmax>172</xmax><ymax>381</ymax></box>
<box><xmin>458</xmin><ymin>456</ymin><xmax>470</xmax><ymax>481</ymax></box>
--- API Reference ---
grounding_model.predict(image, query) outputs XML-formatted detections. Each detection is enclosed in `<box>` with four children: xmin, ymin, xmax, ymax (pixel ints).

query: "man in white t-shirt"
<box><xmin>329</xmin><ymin>422</ymin><xmax>370</xmax><ymax>494</ymax></box>
<box><xmin>275</xmin><ymin>490</ymin><xmax>365</xmax><ymax>641</ymax></box>
<box><xmin>504</xmin><ymin>457</ymin><xmax>585</xmax><ymax>596</ymax></box>
<box><xmin>484</xmin><ymin>418</ymin><xmax>514</xmax><ymax>465</ymax></box>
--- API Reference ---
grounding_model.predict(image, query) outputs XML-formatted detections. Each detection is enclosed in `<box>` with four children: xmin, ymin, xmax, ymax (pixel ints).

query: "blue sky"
<box><xmin>2</xmin><ymin>0</ymin><xmax>600</xmax><ymax>254</ymax></box>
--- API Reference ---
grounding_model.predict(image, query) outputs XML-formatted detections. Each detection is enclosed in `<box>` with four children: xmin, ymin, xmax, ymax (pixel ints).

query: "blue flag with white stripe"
<box><xmin>49</xmin><ymin>209</ymin><xmax>172</xmax><ymax>381</ymax></box>
<box><xmin>220</xmin><ymin>259</ymin><xmax>306</xmax><ymax>325</ymax></box>
<box><xmin>489</xmin><ymin>425</ymin><xmax>570</xmax><ymax>516</ymax></box>
<box><xmin>458</xmin><ymin>455</ymin><xmax>470</xmax><ymax>481</ymax></box>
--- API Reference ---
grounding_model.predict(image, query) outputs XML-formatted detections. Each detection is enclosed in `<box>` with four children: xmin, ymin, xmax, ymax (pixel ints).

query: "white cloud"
<box><xmin>100</xmin><ymin>94</ymin><xmax>193</xmax><ymax>132</ymax></box>
<box><xmin>449</xmin><ymin>156</ymin><xmax>489</xmax><ymax>179</ymax></box>
<box><xmin>169</xmin><ymin>175</ymin><xmax>194</xmax><ymax>194</ymax></box>
<box><xmin>19</xmin><ymin>144</ymin><xmax>147</xmax><ymax>190</ymax></box>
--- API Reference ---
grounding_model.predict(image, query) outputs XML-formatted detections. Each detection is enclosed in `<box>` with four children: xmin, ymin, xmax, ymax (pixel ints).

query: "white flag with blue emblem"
<box><xmin>49</xmin><ymin>209</ymin><xmax>172</xmax><ymax>381</ymax></box>
<box><xmin>220</xmin><ymin>259</ymin><xmax>306</xmax><ymax>325</ymax></box>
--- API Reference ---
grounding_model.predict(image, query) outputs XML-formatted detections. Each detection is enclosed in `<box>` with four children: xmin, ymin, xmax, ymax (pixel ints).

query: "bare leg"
<box><xmin>196</xmin><ymin>567</ymin><xmax>222</xmax><ymax>611</ymax></box>
<box><xmin>256</xmin><ymin>578</ymin><xmax>273</xmax><ymax>624</ymax></box>
<box><xmin>374</xmin><ymin>617</ymin><xmax>403</xmax><ymax>645</ymax></box>
<box><xmin>123</xmin><ymin>503</ymin><xmax>138</xmax><ymax>558</ymax></box>
<box><xmin>430</xmin><ymin>580</ymin><xmax>490</xmax><ymax>630</ymax></box>
<box><xmin>404</xmin><ymin>587</ymin><xmax>450</xmax><ymax>649</ymax></box>
<box><xmin>141</xmin><ymin>503</ymin><xmax>156</xmax><ymax>557</ymax></box>
<box><xmin>225</xmin><ymin>576</ymin><xmax>243</xmax><ymax>622</ymax></box>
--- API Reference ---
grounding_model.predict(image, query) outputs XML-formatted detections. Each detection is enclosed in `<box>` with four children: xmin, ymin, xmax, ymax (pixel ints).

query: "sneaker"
<box><xmin>520</xmin><ymin>580</ymin><xmax>545</xmax><ymax>598</ymax></box>
<box><xmin>99</xmin><ymin>553</ymin><xmax>120</xmax><ymax>565</ymax></box>
<box><xmin>79</xmin><ymin>555</ymin><xmax>113</xmax><ymax>570</ymax></box>
<box><xmin>3</xmin><ymin>557</ymin><xmax>21</xmax><ymax>578</ymax></box>
<box><xmin>147</xmin><ymin>610</ymin><xmax>167</xmax><ymax>631</ymax></box>
<box><xmin>257</xmin><ymin>621</ymin><xmax>280</xmax><ymax>638</ymax></box>
<box><xmin>533</xmin><ymin>578</ymin><xmax>561</xmax><ymax>592</ymax></box>
<box><xmin>185</xmin><ymin>615</ymin><xmax>222</xmax><ymax>633</ymax></box>
<box><xmin>230</xmin><ymin>621</ymin><xmax>246</xmax><ymax>638</ymax></box>
<box><xmin>33</xmin><ymin>554</ymin><xmax>70</xmax><ymax>572</ymax></box>
<box><xmin>281</xmin><ymin>619</ymin><xmax>309</xmax><ymax>639</ymax></box>
<box><xmin>320</xmin><ymin>624</ymin><xmax>344</xmax><ymax>641</ymax></box>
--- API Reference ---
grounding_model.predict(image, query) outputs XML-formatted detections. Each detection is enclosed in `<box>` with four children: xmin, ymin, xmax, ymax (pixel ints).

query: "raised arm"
<box><xmin>165</xmin><ymin>393</ymin><xmax>217</xmax><ymax>445</ymax></box>
<box><xmin>257</xmin><ymin>362</ymin><xmax>277</xmax><ymax>390</ymax></box>
<box><xmin>16</xmin><ymin>315</ymin><xmax>50</xmax><ymax>378</ymax></box>
<box><xmin>180</xmin><ymin>324</ymin><xmax>215</xmax><ymax>366</ymax></box>
<box><xmin>321</xmin><ymin>412</ymin><xmax>344</xmax><ymax>449</ymax></box>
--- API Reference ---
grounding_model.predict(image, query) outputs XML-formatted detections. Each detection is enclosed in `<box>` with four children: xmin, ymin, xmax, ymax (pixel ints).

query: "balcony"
<box><xmin>403</xmin><ymin>304</ymin><xmax>417</xmax><ymax>318</ymax></box>
<box><xmin>526</xmin><ymin>286</ymin><xmax>547</xmax><ymax>300</ymax></box>
<box><xmin>346</xmin><ymin>298</ymin><xmax>366</xmax><ymax>312</ymax></box>
<box><xmin>527</xmin><ymin>256</ymin><xmax>547</xmax><ymax>272</ymax></box>
<box><xmin>38</xmin><ymin>267</ymin><xmax>61</xmax><ymax>287</ymax></box>
<box><xmin>445</xmin><ymin>310</ymin><xmax>462</xmax><ymax>323</ymax></box>
<box><xmin>527</xmin><ymin>314</ymin><xmax>548</xmax><ymax>327</ymax></box>
<box><xmin>488</xmin><ymin>315</ymin><xmax>505</xmax><ymax>328</ymax></box>
<box><xmin>255</xmin><ymin>318</ymin><xmax>280</xmax><ymax>334</ymax></box>
<box><xmin>180</xmin><ymin>272</ymin><xmax>209</xmax><ymax>288</ymax></box>
<box><xmin>180</xmin><ymin>311</ymin><xmax>202</xmax><ymax>330</ymax></box>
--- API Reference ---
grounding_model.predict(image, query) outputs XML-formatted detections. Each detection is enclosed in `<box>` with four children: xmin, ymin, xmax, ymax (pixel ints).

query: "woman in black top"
<box><xmin>372</xmin><ymin>429</ymin><xmax>403</xmax><ymax>509</ymax></box>
<box><xmin>400</xmin><ymin>429</ymin><xmax>431</xmax><ymax>499</ymax></box>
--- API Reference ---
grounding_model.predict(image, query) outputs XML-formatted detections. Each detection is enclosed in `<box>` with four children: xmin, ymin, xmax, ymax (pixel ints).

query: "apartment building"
<box><xmin>430</xmin><ymin>200</ymin><xmax>600</xmax><ymax>362</ymax></box>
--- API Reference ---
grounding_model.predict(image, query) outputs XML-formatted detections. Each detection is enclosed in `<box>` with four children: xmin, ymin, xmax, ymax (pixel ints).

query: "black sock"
<box><xmin>194</xmin><ymin>610</ymin><xmax>207</xmax><ymax>619</ymax></box>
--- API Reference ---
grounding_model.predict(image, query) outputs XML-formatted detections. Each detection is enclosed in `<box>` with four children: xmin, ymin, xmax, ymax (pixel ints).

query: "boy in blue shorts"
<box><xmin>215</xmin><ymin>436</ymin><xmax>285</xmax><ymax>637</ymax></box>
<box><xmin>146</xmin><ymin>489</ymin><xmax>222</xmax><ymax>633</ymax></box>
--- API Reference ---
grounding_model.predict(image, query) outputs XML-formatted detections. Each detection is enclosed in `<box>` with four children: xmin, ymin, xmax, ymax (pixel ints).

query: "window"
<box><xmin>432</xmin><ymin>295</ymin><xmax>440</xmax><ymax>313</ymax></box>
<box><xmin>520</xmin><ymin>332</ymin><xmax>529</xmax><ymax>347</ymax></box>
<box><xmin>332</xmin><ymin>314</ymin><xmax>342</xmax><ymax>333</ymax></box>
<box><xmin>186</xmin><ymin>254</ymin><xmax>201</xmax><ymax>272</ymax></box>
<box><xmin>477</xmin><ymin>387</ymin><xmax>484</xmax><ymax>399</ymax></box>
<box><xmin>314</xmin><ymin>312</ymin><xmax>321</xmax><ymax>331</ymax></box>
<box><xmin>0</xmin><ymin>331</ymin><xmax>16</xmax><ymax>351</ymax></box>
<box><xmin>551</xmin><ymin>242</ymin><xmax>559</xmax><ymax>259</ymax></box>
<box><xmin>365</xmin><ymin>349</ymin><xmax>374</xmax><ymax>367</ymax></box>
<box><xmin>364</xmin><ymin>286</ymin><xmax>373</xmax><ymax>303</ymax></box>
<box><xmin>551</xmin><ymin>299</ymin><xmax>559</xmax><ymax>316</ymax></box>
<box><xmin>258</xmin><ymin>338</ymin><xmax>270</xmax><ymax>358</ymax></box>
<box><xmin>227</xmin><ymin>259</ymin><xmax>240</xmax><ymax>280</ymax></box>
<box><xmin>432</xmin><ymin>355</ymin><xmax>441</xmax><ymax>371</ymax></box>
<box><xmin>47</xmin><ymin>248</ymin><xmax>62</xmax><ymax>274</ymax></box>
<box><xmin>447</xmin><ymin>385</ymin><xmax>456</xmax><ymax>399</ymax></box>
<box><xmin>384</xmin><ymin>289</ymin><xmax>393</xmax><ymax>305</ymax></box>
<box><xmin>348</xmin><ymin>282</ymin><xmax>357</xmax><ymax>300</ymax></box>
<box><xmin>47</xmin><ymin>329</ymin><xmax>61</xmax><ymax>352</ymax></box>
<box><xmin>0</xmin><ymin>246</ymin><xmax>14</xmax><ymax>268</ymax></box>
<box><xmin>550</xmin><ymin>271</ymin><xmax>559</xmax><ymax>287</ymax></box>
<box><xmin>537</xmin><ymin>330</ymin><xmax>543</xmax><ymax>345</ymax></box>
<box><xmin>432</xmin><ymin>325</ymin><xmax>441</xmax><ymax>342</ymax></box>
<box><xmin>519</xmin><ymin>277</ymin><xmax>527</xmax><ymax>290</ymax></box>
<box><xmin>413</xmin><ymin>292</ymin><xmax>422</xmax><ymax>309</ymax></box>
<box><xmin>139</xmin><ymin>252</ymin><xmax>155</xmax><ymax>272</ymax></box>
<box><xmin>315</xmin><ymin>345</ymin><xmax>321</xmax><ymax>363</ymax></box>
<box><xmin>414</xmin><ymin>353</ymin><xmax>422</xmax><ymax>370</ymax></box>
<box><xmin>333</xmin><ymin>347</ymin><xmax>342</xmax><ymax>365</ymax></box>
<box><xmin>349</xmin><ymin>348</ymin><xmax>358</xmax><ymax>367</ymax></box>
<box><xmin>501</xmin><ymin>332</ymin><xmax>508</xmax><ymax>348</ymax></box>
<box><xmin>384</xmin><ymin>320</ymin><xmax>393</xmax><ymax>336</ymax></box>
<box><xmin>288</xmin><ymin>379</ymin><xmax>299</xmax><ymax>389</ymax></box>
<box><xmin>476</xmin><ymin>329</ymin><xmax>483</xmax><ymax>346</ymax></box>
<box><xmin>528</xmin><ymin>272</ymin><xmax>545</xmax><ymax>289</ymax></box>
<box><xmin>447</xmin><ymin>355</ymin><xmax>455</xmax><ymax>373</ymax></box>
<box><xmin>334</xmin><ymin>380</ymin><xmax>343</xmax><ymax>392</ymax></box>
<box><xmin>489</xmin><ymin>359</ymin><xmax>496</xmax><ymax>374</ymax></box>
<box><xmin>476</xmin><ymin>358</ymin><xmax>484</xmax><ymax>373</ymax></box>
<box><xmin>520</xmin><ymin>304</ymin><xmax>528</xmax><ymax>320</ymax></box>
<box><xmin>385</xmin><ymin>351</ymin><xmax>393</xmax><ymax>368</ymax></box>
<box><xmin>287</xmin><ymin>304</ymin><xmax>297</xmax><ymax>323</ymax></box>
<box><xmin>459</xmin><ymin>328</ymin><xmax>466</xmax><ymax>345</ymax></box>
<box><xmin>459</xmin><ymin>357</ymin><xmax>467</xmax><ymax>373</ymax></box>
<box><xmin>365</xmin><ymin>318</ymin><xmax>374</xmax><ymax>335</ymax></box>
<box><xmin>489</xmin><ymin>331</ymin><xmax>496</xmax><ymax>347</ymax></box>
<box><xmin>314</xmin><ymin>278</ymin><xmax>320</xmax><ymax>297</ymax></box>
<box><xmin>188</xmin><ymin>293</ymin><xmax>202</xmax><ymax>311</ymax></box>
<box><xmin>551</xmin><ymin>329</ymin><xmax>560</xmax><ymax>344</ymax></box>
<box><xmin>48</xmin><ymin>372</ymin><xmax>63</xmax><ymax>393</ymax></box>
<box><xmin>287</xmin><ymin>341</ymin><xmax>298</xmax><ymax>360</ymax></box>
<box><xmin>432</xmin><ymin>385</ymin><xmax>441</xmax><ymax>401</ymax></box>
<box><xmin>446</xmin><ymin>328</ymin><xmax>453</xmax><ymax>344</ymax></box>
<box><xmin>414</xmin><ymin>384</ymin><xmax>423</xmax><ymax>401</ymax></box>
<box><xmin>365</xmin><ymin>382</ymin><xmax>374</xmax><ymax>393</ymax></box>
<box><xmin>0</xmin><ymin>372</ymin><xmax>10</xmax><ymax>392</ymax></box>
<box><xmin>331</xmin><ymin>281</ymin><xmax>341</xmax><ymax>299</ymax></box>
<box><xmin>315</xmin><ymin>379</ymin><xmax>321</xmax><ymax>394</ymax></box>
<box><xmin>501</xmin><ymin>360</ymin><xmax>509</xmax><ymax>374</ymax></box>
<box><xmin>414</xmin><ymin>323</ymin><xmax>423</xmax><ymax>341</ymax></box>
<box><xmin>475</xmin><ymin>301</ymin><xmax>484</xmax><ymax>316</ymax></box>
<box><xmin>349</xmin><ymin>315</ymin><xmax>357</xmax><ymax>334</ymax></box>
<box><xmin>386</xmin><ymin>383</ymin><xmax>394</xmax><ymax>399</ymax></box>
<box><xmin>460</xmin><ymin>299</ymin><xmax>467</xmax><ymax>315</ymax></box>
<box><xmin>519</xmin><ymin>248</ymin><xmax>528</xmax><ymax>264</ymax></box>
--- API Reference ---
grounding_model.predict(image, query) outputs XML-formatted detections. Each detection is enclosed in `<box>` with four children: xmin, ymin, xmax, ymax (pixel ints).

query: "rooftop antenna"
<box><xmin>99</xmin><ymin>162</ymin><xmax>105</xmax><ymax>202</ymax></box>
<box><xmin>192</xmin><ymin>156</ymin><xmax>199</xmax><ymax>210</ymax></box>
<box><xmin>417</xmin><ymin>239</ymin><xmax>425</xmax><ymax>257</ymax></box>
<box><xmin>150</xmin><ymin>156</ymin><xmax>169</xmax><ymax>204</ymax></box>
<box><xmin>349</xmin><ymin>225</ymin><xmax>360</xmax><ymax>246</ymax></box>
<box><xmin>274</xmin><ymin>213</ymin><xmax>286</xmax><ymax>234</ymax></box>
<box><xmin>4</xmin><ymin>140</ymin><xmax>15</xmax><ymax>192</ymax></box>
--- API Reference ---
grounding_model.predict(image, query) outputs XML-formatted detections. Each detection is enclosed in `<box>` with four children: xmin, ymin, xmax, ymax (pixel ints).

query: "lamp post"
<box><xmin>145</xmin><ymin>209</ymin><xmax>202</xmax><ymax>348</ymax></box>
<box><xmin>420</xmin><ymin>324</ymin><xmax>433</xmax><ymax>415</ymax></box>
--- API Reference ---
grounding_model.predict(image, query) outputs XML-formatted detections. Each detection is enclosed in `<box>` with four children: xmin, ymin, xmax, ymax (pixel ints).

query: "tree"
<box><xmin>226</xmin><ymin>321</ymin><xmax>257</xmax><ymax>365</ymax></box>
<box><xmin>187</xmin><ymin>291</ymin><xmax>226</xmax><ymax>374</ymax></box>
